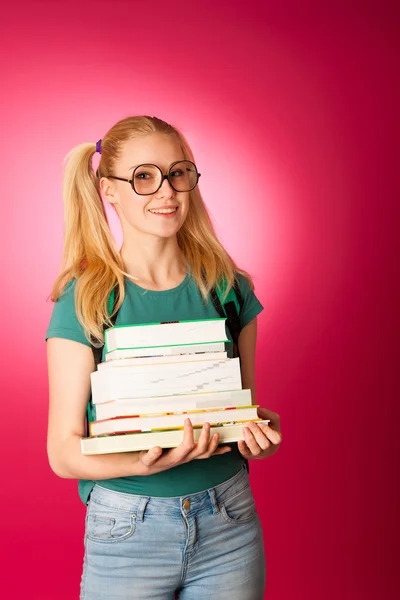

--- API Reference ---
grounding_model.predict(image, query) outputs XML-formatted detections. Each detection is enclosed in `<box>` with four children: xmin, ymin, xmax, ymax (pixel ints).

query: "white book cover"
<box><xmin>105</xmin><ymin>319</ymin><xmax>228</xmax><ymax>353</ymax></box>
<box><xmin>105</xmin><ymin>342</ymin><xmax>227</xmax><ymax>361</ymax></box>
<box><xmin>97</xmin><ymin>352</ymin><xmax>227</xmax><ymax>371</ymax></box>
<box><xmin>81</xmin><ymin>421</ymin><xmax>270</xmax><ymax>455</ymax></box>
<box><xmin>93</xmin><ymin>389</ymin><xmax>253</xmax><ymax>420</ymax></box>
<box><xmin>91</xmin><ymin>358</ymin><xmax>241</xmax><ymax>404</ymax></box>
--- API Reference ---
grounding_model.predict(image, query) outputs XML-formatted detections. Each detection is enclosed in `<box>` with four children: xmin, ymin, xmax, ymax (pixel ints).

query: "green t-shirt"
<box><xmin>45</xmin><ymin>271</ymin><xmax>263</xmax><ymax>504</ymax></box>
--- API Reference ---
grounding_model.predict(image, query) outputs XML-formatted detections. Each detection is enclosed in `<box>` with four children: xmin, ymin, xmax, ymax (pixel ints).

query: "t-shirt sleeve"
<box><xmin>45</xmin><ymin>279</ymin><xmax>92</xmax><ymax>347</ymax></box>
<box><xmin>236</xmin><ymin>273</ymin><xmax>264</xmax><ymax>329</ymax></box>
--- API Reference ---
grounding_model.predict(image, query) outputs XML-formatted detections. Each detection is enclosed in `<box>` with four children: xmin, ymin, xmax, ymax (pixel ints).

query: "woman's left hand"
<box><xmin>238</xmin><ymin>407</ymin><xmax>282</xmax><ymax>460</ymax></box>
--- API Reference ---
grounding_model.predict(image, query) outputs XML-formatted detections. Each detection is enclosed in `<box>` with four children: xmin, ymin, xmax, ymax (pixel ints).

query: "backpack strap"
<box><xmin>210</xmin><ymin>278</ymin><xmax>244</xmax><ymax>359</ymax></box>
<box><xmin>90</xmin><ymin>286</ymin><xmax>120</xmax><ymax>369</ymax></box>
<box><xmin>86</xmin><ymin>286</ymin><xmax>120</xmax><ymax>435</ymax></box>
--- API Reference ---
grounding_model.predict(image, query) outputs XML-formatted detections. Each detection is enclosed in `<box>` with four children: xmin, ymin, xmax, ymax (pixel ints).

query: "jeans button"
<box><xmin>183</xmin><ymin>499</ymin><xmax>191</xmax><ymax>510</ymax></box>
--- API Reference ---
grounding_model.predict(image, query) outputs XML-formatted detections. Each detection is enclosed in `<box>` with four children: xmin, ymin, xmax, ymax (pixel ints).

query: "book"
<box><xmin>82</xmin><ymin>319</ymin><xmax>262</xmax><ymax>456</ymax></box>
<box><xmin>90</xmin><ymin>358</ymin><xmax>241</xmax><ymax>404</ymax></box>
<box><xmin>93</xmin><ymin>389</ymin><xmax>253</xmax><ymax>421</ymax></box>
<box><xmin>81</xmin><ymin>420</ymin><xmax>270</xmax><ymax>454</ymax></box>
<box><xmin>105</xmin><ymin>342</ymin><xmax>227</xmax><ymax>361</ymax></box>
<box><xmin>89</xmin><ymin>406</ymin><xmax>259</xmax><ymax>436</ymax></box>
<box><xmin>98</xmin><ymin>351</ymin><xmax>227</xmax><ymax>371</ymax></box>
<box><xmin>105</xmin><ymin>319</ymin><xmax>228</xmax><ymax>353</ymax></box>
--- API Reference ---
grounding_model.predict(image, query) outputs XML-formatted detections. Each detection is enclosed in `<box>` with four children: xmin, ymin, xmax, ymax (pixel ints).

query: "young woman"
<box><xmin>45</xmin><ymin>115</ymin><xmax>282</xmax><ymax>600</ymax></box>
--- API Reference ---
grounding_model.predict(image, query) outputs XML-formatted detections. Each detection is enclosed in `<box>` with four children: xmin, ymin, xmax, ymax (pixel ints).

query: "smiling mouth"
<box><xmin>148</xmin><ymin>207</ymin><xmax>178</xmax><ymax>215</ymax></box>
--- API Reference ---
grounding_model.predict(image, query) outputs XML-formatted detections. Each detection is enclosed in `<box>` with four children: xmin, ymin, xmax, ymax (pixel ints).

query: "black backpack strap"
<box><xmin>210</xmin><ymin>280</ymin><xmax>243</xmax><ymax>359</ymax></box>
<box><xmin>90</xmin><ymin>285</ymin><xmax>121</xmax><ymax>369</ymax></box>
<box><xmin>86</xmin><ymin>285</ymin><xmax>121</xmax><ymax>436</ymax></box>
<box><xmin>91</xmin><ymin>345</ymin><xmax>103</xmax><ymax>371</ymax></box>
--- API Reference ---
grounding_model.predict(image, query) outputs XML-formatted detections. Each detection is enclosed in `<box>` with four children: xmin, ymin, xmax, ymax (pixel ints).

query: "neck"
<box><xmin>120</xmin><ymin>233</ymin><xmax>187</xmax><ymax>290</ymax></box>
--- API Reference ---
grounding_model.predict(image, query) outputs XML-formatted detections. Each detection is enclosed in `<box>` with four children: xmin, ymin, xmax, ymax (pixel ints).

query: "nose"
<box><xmin>155</xmin><ymin>176</ymin><xmax>175</xmax><ymax>197</ymax></box>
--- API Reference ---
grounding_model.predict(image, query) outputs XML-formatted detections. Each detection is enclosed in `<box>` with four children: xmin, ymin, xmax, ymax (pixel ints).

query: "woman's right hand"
<box><xmin>136</xmin><ymin>419</ymin><xmax>232</xmax><ymax>475</ymax></box>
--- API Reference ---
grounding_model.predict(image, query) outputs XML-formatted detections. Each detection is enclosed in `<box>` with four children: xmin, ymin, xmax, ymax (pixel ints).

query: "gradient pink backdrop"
<box><xmin>1</xmin><ymin>1</ymin><xmax>397</xmax><ymax>598</ymax></box>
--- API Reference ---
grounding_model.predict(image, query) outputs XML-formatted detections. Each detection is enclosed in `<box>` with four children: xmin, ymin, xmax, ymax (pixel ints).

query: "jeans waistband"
<box><xmin>89</xmin><ymin>464</ymin><xmax>250</xmax><ymax>521</ymax></box>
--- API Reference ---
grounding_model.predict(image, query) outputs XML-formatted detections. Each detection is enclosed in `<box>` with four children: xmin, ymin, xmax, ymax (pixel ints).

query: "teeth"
<box><xmin>149</xmin><ymin>208</ymin><xmax>177</xmax><ymax>214</ymax></box>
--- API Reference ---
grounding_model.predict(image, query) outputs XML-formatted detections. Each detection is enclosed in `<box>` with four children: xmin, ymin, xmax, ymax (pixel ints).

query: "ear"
<box><xmin>99</xmin><ymin>177</ymin><xmax>118</xmax><ymax>205</ymax></box>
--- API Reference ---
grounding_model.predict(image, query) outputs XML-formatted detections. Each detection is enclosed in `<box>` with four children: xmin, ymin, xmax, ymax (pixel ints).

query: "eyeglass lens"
<box><xmin>133</xmin><ymin>161</ymin><xmax>198</xmax><ymax>194</ymax></box>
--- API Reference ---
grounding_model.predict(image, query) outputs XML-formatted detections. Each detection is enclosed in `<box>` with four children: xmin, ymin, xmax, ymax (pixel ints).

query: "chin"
<box><xmin>149</xmin><ymin>214</ymin><xmax>187</xmax><ymax>238</ymax></box>
<box><xmin>153</xmin><ymin>224</ymin><xmax>184</xmax><ymax>239</ymax></box>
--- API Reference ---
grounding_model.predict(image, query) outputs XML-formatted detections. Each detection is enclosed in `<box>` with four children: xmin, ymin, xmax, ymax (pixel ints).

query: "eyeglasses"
<box><xmin>106</xmin><ymin>160</ymin><xmax>201</xmax><ymax>195</ymax></box>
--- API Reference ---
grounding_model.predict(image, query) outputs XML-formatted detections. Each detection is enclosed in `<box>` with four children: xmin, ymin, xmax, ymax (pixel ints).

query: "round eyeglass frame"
<box><xmin>106</xmin><ymin>160</ymin><xmax>201</xmax><ymax>195</ymax></box>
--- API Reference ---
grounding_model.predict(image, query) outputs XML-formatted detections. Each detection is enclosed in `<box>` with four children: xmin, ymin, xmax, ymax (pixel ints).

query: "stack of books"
<box><xmin>81</xmin><ymin>319</ymin><xmax>268</xmax><ymax>455</ymax></box>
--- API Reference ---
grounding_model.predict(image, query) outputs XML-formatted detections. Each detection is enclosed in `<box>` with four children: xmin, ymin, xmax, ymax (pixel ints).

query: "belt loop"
<box><xmin>208</xmin><ymin>488</ymin><xmax>219</xmax><ymax>514</ymax></box>
<box><xmin>135</xmin><ymin>497</ymin><xmax>150</xmax><ymax>522</ymax></box>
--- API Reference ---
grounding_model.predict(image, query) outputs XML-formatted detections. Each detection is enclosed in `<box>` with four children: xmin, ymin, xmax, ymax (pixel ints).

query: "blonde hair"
<box><xmin>49</xmin><ymin>116</ymin><xmax>253</xmax><ymax>345</ymax></box>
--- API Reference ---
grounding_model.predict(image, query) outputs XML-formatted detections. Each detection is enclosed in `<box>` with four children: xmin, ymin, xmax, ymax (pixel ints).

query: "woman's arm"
<box><xmin>46</xmin><ymin>338</ymin><xmax>231</xmax><ymax>480</ymax></box>
<box><xmin>237</xmin><ymin>317</ymin><xmax>282</xmax><ymax>459</ymax></box>
<box><xmin>46</xmin><ymin>337</ymin><xmax>146</xmax><ymax>479</ymax></box>
<box><xmin>238</xmin><ymin>317</ymin><xmax>258</xmax><ymax>403</ymax></box>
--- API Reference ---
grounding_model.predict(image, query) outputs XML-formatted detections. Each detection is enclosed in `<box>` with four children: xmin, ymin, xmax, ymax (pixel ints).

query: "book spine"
<box><xmin>81</xmin><ymin>421</ymin><xmax>270</xmax><ymax>454</ymax></box>
<box><xmin>90</xmin><ymin>418</ymin><xmax>262</xmax><ymax>437</ymax></box>
<box><xmin>89</xmin><ymin>407</ymin><xmax>259</xmax><ymax>436</ymax></box>
<box><xmin>93</xmin><ymin>389</ymin><xmax>253</xmax><ymax>418</ymax></box>
<box><xmin>107</xmin><ymin>321</ymin><xmax>228</xmax><ymax>353</ymax></box>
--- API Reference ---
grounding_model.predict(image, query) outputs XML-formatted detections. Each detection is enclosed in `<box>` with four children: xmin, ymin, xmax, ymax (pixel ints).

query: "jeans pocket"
<box><xmin>218</xmin><ymin>484</ymin><xmax>258</xmax><ymax>525</ymax></box>
<box><xmin>86</xmin><ymin>500</ymin><xmax>136</xmax><ymax>543</ymax></box>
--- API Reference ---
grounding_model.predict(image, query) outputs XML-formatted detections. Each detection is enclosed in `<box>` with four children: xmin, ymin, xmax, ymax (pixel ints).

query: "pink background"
<box><xmin>1</xmin><ymin>1</ymin><xmax>397</xmax><ymax>598</ymax></box>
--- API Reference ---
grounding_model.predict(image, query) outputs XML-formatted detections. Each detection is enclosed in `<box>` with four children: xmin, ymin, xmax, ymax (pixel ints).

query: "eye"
<box><xmin>170</xmin><ymin>169</ymin><xmax>184</xmax><ymax>178</ymax></box>
<box><xmin>135</xmin><ymin>171</ymin><xmax>153</xmax><ymax>180</ymax></box>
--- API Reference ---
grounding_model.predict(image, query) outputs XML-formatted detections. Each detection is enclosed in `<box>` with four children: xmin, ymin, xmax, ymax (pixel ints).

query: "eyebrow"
<box><xmin>128</xmin><ymin>161</ymin><xmax>184</xmax><ymax>172</ymax></box>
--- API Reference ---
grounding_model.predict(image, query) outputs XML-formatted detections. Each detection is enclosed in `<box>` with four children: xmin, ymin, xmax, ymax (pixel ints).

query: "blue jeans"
<box><xmin>80</xmin><ymin>465</ymin><xmax>266</xmax><ymax>599</ymax></box>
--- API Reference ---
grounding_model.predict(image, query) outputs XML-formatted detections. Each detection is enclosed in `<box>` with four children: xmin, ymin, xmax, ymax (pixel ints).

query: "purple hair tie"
<box><xmin>95</xmin><ymin>139</ymin><xmax>102</xmax><ymax>154</ymax></box>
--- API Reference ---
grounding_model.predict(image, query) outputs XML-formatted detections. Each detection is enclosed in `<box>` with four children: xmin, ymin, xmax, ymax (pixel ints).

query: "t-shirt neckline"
<box><xmin>123</xmin><ymin>271</ymin><xmax>191</xmax><ymax>296</ymax></box>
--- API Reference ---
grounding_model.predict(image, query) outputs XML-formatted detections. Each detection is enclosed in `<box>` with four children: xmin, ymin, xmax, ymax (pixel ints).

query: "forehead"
<box><xmin>118</xmin><ymin>133</ymin><xmax>185</xmax><ymax>171</ymax></box>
